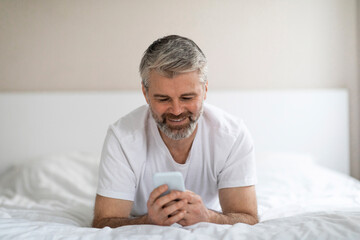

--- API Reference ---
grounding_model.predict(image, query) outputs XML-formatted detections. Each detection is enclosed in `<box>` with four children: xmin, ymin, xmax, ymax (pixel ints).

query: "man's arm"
<box><xmin>177</xmin><ymin>186</ymin><xmax>258</xmax><ymax>226</ymax></box>
<box><xmin>211</xmin><ymin>185</ymin><xmax>258</xmax><ymax>225</ymax></box>
<box><xmin>92</xmin><ymin>185</ymin><xmax>188</xmax><ymax>228</ymax></box>
<box><xmin>92</xmin><ymin>194</ymin><xmax>148</xmax><ymax>228</ymax></box>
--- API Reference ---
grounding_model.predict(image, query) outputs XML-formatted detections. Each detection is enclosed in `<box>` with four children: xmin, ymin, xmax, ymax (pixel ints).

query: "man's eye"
<box><xmin>158</xmin><ymin>98</ymin><xmax>169</xmax><ymax>102</ymax></box>
<box><xmin>181</xmin><ymin>97</ymin><xmax>193</xmax><ymax>101</ymax></box>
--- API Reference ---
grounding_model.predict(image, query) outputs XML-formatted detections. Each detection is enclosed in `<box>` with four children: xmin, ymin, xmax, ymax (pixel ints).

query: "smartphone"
<box><xmin>153</xmin><ymin>171</ymin><xmax>186</xmax><ymax>196</ymax></box>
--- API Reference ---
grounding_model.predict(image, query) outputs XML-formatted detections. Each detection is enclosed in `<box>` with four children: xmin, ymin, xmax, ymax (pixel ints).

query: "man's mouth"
<box><xmin>166</xmin><ymin>117</ymin><xmax>189</xmax><ymax>128</ymax></box>
<box><xmin>163</xmin><ymin>112</ymin><xmax>192</xmax><ymax>125</ymax></box>
<box><xmin>168</xmin><ymin>117</ymin><xmax>186</xmax><ymax>122</ymax></box>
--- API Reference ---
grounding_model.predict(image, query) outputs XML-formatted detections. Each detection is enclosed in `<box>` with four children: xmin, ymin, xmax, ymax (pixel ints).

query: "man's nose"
<box><xmin>169</xmin><ymin>100</ymin><xmax>183</xmax><ymax>116</ymax></box>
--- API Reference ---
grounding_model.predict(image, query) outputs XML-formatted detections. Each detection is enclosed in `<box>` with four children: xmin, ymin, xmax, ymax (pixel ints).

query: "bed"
<box><xmin>0</xmin><ymin>90</ymin><xmax>359</xmax><ymax>239</ymax></box>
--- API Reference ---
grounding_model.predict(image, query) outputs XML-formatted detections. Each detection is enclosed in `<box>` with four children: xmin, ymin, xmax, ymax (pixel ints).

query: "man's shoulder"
<box><xmin>109</xmin><ymin>105</ymin><xmax>150</xmax><ymax>140</ymax></box>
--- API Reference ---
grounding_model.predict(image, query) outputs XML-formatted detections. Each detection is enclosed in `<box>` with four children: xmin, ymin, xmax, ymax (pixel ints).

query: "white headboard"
<box><xmin>0</xmin><ymin>89</ymin><xmax>349</xmax><ymax>175</ymax></box>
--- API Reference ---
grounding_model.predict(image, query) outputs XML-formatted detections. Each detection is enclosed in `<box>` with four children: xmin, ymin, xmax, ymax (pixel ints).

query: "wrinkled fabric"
<box><xmin>0</xmin><ymin>152</ymin><xmax>360</xmax><ymax>240</ymax></box>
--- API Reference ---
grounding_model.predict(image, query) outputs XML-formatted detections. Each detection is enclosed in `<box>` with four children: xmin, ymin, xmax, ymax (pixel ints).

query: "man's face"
<box><xmin>142</xmin><ymin>70</ymin><xmax>207</xmax><ymax>140</ymax></box>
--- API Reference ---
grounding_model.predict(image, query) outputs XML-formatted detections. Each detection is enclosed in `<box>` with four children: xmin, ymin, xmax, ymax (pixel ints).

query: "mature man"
<box><xmin>92</xmin><ymin>35</ymin><xmax>258</xmax><ymax>227</ymax></box>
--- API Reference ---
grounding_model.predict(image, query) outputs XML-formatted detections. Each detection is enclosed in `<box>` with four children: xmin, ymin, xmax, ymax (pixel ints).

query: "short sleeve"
<box><xmin>96</xmin><ymin>127</ymin><xmax>137</xmax><ymax>201</ymax></box>
<box><xmin>217</xmin><ymin>124</ymin><xmax>257</xmax><ymax>189</ymax></box>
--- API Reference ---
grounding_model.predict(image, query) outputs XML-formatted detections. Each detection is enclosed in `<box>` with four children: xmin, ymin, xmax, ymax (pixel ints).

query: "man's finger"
<box><xmin>165</xmin><ymin>210</ymin><xmax>186</xmax><ymax>226</ymax></box>
<box><xmin>178</xmin><ymin>190</ymin><xmax>196</xmax><ymax>204</ymax></box>
<box><xmin>163</xmin><ymin>200</ymin><xmax>178</xmax><ymax>209</ymax></box>
<box><xmin>148</xmin><ymin>184</ymin><xmax>168</xmax><ymax>206</ymax></box>
<box><xmin>155</xmin><ymin>190</ymin><xmax>183</xmax><ymax>208</ymax></box>
<box><xmin>163</xmin><ymin>199</ymin><xmax>187</xmax><ymax>217</ymax></box>
<box><xmin>177</xmin><ymin>219</ymin><xmax>186</xmax><ymax>226</ymax></box>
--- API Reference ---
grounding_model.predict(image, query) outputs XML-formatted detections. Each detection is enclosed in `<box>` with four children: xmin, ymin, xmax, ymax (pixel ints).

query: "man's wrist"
<box><xmin>207</xmin><ymin>209</ymin><xmax>220</xmax><ymax>223</ymax></box>
<box><xmin>139</xmin><ymin>214</ymin><xmax>151</xmax><ymax>225</ymax></box>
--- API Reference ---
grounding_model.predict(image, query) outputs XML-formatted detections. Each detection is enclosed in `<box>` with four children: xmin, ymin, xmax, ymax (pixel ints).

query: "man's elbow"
<box><xmin>239</xmin><ymin>212</ymin><xmax>259</xmax><ymax>225</ymax></box>
<box><xmin>92</xmin><ymin>220</ymin><xmax>99</xmax><ymax>228</ymax></box>
<box><xmin>248</xmin><ymin>214</ymin><xmax>259</xmax><ymax>225</ymax></box>
<box><xmin>92</xmin><ymin>217</ymin><xmax>104</xmax><ymax>228</ymax></box>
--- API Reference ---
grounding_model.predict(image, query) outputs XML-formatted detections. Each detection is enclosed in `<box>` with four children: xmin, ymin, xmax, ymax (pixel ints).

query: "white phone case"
<box><xmin>153</xmin><ymin>171</ymin><xmax>185</xmax><ymax>196</ymax></box>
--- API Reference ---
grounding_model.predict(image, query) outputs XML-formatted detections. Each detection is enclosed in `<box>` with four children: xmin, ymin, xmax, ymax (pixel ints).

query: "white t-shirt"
<box><xmin>97</xmin><ymin>103</ymin><xmax>257</xmax><ymax>217</ymax></box>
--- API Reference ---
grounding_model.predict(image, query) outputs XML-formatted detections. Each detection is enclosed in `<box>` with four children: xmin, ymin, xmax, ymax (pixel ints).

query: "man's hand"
<box><xmin>175</xmin><ymin>190</ymin><xmax>211</xmax><ymax>226</ymax></box>
<box><xmin>176</xmin><ymin>186</ymin><xmax>258</xmax><ymax>226</ymax></box>
<box><xmin>147</xmin><ymin>184</ymin><xmax>188</xmax><ymax>226</ymax></box>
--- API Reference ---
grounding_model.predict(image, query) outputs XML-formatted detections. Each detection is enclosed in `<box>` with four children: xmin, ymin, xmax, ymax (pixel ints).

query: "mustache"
<box><xmin>161</xmin><ymin>112</ymin><xmax>192</xmax><ymax>122</ymax></box>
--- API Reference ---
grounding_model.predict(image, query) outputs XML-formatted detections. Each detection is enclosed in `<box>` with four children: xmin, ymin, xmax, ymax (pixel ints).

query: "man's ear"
<box><xmin>203</xmin><ymin>81</ymin><xmax>208</xmax><ymax>100</ymax></box>
<box><xmin>142</xmin><ymin>83</ymin><xmax>150</xmax><ymax>104</ymax></box>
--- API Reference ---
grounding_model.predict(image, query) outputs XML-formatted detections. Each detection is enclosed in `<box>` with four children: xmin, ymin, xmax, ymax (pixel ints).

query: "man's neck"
<box><xmin>159</xmin><ymin>126</ymin><xmax>198</xmax><ymax>165</ymax></box>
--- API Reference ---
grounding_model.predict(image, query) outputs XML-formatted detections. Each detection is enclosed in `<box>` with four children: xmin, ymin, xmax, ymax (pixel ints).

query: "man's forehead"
<box><xmin>148</xmin><ymin>71</ymin><xmax>202</xmax><ymax>85</ymax></box>
<box><xmin>148</xmin><ymin>80</ymin><xmax>203</xmax><ymax>95</ymax></box>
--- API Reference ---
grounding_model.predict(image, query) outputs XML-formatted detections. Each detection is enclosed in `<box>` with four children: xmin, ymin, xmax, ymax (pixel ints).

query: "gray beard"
<box><xmin>150</xmin><ymin>103</ymin><xmax>203</xmax><ymax>141</ymax></box>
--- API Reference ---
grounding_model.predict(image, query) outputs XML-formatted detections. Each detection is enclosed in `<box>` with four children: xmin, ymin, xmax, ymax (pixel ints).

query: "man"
<box><xmin>92</xmin><ymin>35</ymin><xmax>258</xmax><ymax>228</ymax></box>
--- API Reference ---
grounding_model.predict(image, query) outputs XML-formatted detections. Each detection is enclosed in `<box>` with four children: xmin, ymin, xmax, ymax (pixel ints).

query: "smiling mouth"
<box><xmin>162</xmin><ymin>112</ymin><xmax>192</xmax><ymax>125</ymax></box>
<box><xmin>168</xmin><ymin>117</ymin><xmax>186</xmax><ymax>122</ymax></box>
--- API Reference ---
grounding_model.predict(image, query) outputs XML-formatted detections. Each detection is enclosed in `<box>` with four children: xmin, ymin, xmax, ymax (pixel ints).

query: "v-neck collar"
<box><xmin>149</xmin><ymin>110</ymin><xmax>200</xmax><ymax>168</ymax></box>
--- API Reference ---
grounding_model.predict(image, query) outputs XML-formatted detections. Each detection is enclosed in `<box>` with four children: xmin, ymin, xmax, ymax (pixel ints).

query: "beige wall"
<box><xmin>0</xmin><ymin>0</ymin><xmax>359</xmax><ymax>178</ymax></box>
<box><xmin>0</xmin><ymin>0</ymin><xmax>357</xmax><ymax>91</ymax></box>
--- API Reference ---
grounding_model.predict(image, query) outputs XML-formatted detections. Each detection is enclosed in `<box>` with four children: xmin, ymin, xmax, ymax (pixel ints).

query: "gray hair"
<box><xmin>139</xmin><ymin>35</ymin><xmax>208</xmax><ymax>90</ymax></box>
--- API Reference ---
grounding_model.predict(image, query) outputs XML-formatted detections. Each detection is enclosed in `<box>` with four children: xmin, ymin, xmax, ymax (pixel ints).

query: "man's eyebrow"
<box><xmin>180</xmin><ymin>93</ymin><xmax>198</xmax><ymax>97</ymax></box>
<box><xmin>152</xmin><ymin>93</ymin><xmax>198</xmax><ymax>98</ymax></box>
<box><xmin>153</xmin><ymin>94</ymin><xmax>169</xmax><ymax>98</ymax></box>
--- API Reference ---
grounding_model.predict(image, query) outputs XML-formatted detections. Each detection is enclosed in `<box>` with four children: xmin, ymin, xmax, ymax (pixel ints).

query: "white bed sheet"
<box><xmin>0</xmin><ymin>152</ymin><xmax>360</xmax><ymax>240</ymax></box>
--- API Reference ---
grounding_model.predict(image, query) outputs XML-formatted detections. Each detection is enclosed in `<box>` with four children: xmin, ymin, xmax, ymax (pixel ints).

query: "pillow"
<box><xmin>0</xmin><ymin>152</ymin><xmax>100</xmax><ymax>207</ymax></box>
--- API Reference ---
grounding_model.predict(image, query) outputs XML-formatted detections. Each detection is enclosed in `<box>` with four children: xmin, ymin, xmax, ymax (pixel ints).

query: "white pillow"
<box><xmin>0</xmin><ymin>152</ymin><xmax>99</xmax><ymax>206</ymax></box>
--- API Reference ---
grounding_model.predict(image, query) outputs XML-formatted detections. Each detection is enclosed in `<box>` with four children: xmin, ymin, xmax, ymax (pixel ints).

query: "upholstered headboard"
<box><xmin>0</xmin><ymin>89</ymin><xmax>349</xmax><ymax>174</ymax></box>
